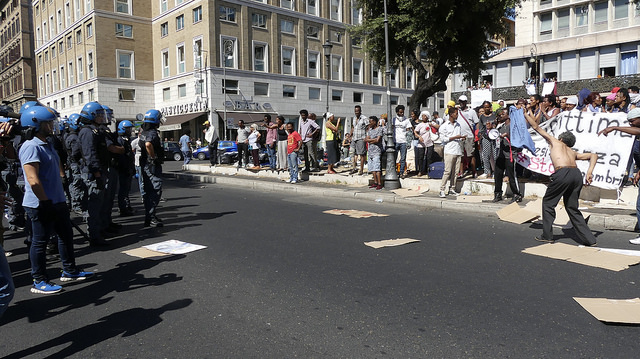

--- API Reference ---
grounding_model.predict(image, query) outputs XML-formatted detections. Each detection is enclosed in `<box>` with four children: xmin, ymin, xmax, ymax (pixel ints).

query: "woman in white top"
<box><xmin>248</xmin><ymin>124</ymin><xmax>261</xmax><ymax>169</ymax></box>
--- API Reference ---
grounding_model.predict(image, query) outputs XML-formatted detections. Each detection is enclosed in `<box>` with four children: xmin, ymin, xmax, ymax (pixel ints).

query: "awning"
<box><xmin>214</xmin><ymin>111</ymin><xmax>269</xmax><ymax>126</ymax></box>
<box><xmin>159</xmin><ymin>111</ymin><xmax>207</xmax><ymax>132</ymax></box>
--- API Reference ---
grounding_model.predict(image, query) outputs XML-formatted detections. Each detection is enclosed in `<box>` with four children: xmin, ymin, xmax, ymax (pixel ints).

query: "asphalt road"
<box><xmin>1</xmin><ymin>167</ymin><xmax>640</xmax><ymax>358</ymax></box>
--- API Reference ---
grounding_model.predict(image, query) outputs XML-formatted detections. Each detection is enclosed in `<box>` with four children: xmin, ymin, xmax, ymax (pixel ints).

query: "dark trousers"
<box><xmin>118</xmin><ymin>172</ymin><xmax>132</xmax><ymax>211</ymax></box>
<box><xmin>142</xmin><ymin>163</ymin><xmax>163</xmax><ymax>221</ymax></box>
<box><xmin>237</xmin><ymin>143</ymin><xmax>249</xmax><ymax>167</ymax></box>
<box><xmin>302</xmin><ymin>140</ymin><xmax>319</xmax><ymax>170</ymax></box>
<box><xmin>415</xmin><ymin>145</ymin><xmax>434</xmax><ymax>174</ymax></box>
<box><xmin>251</xmin><ymin>149</ymin><xmax>260</xmax><ymax>167</ymax></box>
<box><xmin>494</xmin><ymin>154</ymin><xmax>519</xmax><ymax>196</ymax></box>
<box><xmin>208</xmin><ymin>140</ymin><xmax>218</xmax><ymax>165</ymax></box>
<box><xmin>541</xmin><ymin>167</ymin><xmax>596</xmax><ymax>245</ymax></box>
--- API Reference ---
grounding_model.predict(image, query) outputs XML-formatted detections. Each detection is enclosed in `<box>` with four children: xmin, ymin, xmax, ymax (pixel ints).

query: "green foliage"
<box><xmin>351</xmin><ymin>0</ymin><xmax>522</xmax><ymax>109</ymax></box>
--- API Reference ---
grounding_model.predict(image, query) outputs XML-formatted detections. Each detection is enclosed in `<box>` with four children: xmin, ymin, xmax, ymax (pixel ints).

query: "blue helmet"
<box><xmin>102</xmin><ymin>105</ymin><xmax>114</xmax><ymax>123</ymax></box>
<box><xmin>81</xmin><ymin>102</ymin><xmax>105</xmax><ymax>122</ymax></box>
<box><xmin>117</xmin><ymin>120</ymin><xmax>134</xmax><ymax>134</ymax></box>
<box><xmin>20</xmin><ymin>106</ymin><xmax>58</xmax><ymax>131</ymax></box>
<box><xmin>20</xmin><ymin>101</ymin><xmax>43</xmax><ymax>114</ymax></box>
<box><xmin>143</xmin><ymin>109</ymin><xmax>163</xmax><ymax>124</ymax></box>
<box><xmin>67</xmin><ymin>113</ymin><xmax>82</xmax><ymax>130</ymax></box>
<box><xmin>77</xmin><ymin>112</ymin><xmax>93</xmax><ymax>124</ymax></box>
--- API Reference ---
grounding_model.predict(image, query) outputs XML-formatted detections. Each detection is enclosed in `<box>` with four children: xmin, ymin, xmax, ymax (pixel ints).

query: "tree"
<box><xmin>351</xmin><ymin>0</ymin><xmax>521</xmax><ymax>111</ymax></box>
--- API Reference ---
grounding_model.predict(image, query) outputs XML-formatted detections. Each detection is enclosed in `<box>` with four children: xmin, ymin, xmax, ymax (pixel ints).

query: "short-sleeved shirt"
<box><xmin>366</xmin><ymin>126</ymin><xmax>385</xmax><ymax>157</ymax></box>
<box><xmin>298</xmin><ymin>119</ymin><xmax>319</xmax><ymax>143</ymax></box>
<box><xmin>393</xmin><ymin>117</ymin><xmax>413</xmax><ymax>144</ymax></box>
<box><xmin>237</xmin><ymin>127</ymin><xmax>250</xmax><ymax>143</ymax></box>
<box><xmin>457</xmin><ymin>108</ymin><xmax>479</xmax><ymax>138</ymax></box>
<box><xmin>20</xmin><ymin>137</ymin><xmax>66</xmax><ymax>208</ymax></box>
<box><xmin>248</xmin><ymin>131</ymin><xmax>260</xmax><ymax>150</ymax></box>
<box><xmin>265</xmin><ymin>124</ymin><xmax>277</xmax><ymax>145</ymax></box>
<box><xmin>287</xmin><ymin>131</ymin><xmax>302</xmax><ymax>154</ymax></box>
<box><xmin>179</xmin><ymin>134</ymin><xmax>190</xmax><ymax>152</ymax></box>
<box><xmin>140</xmin><ymin>128</ymin><xmax>163</xmax><ymax>166</ymax></box>
<box><xmin>414</xmin><ymin>122</ymin><xmax>433</xmax><ymax>148</ymax></box>
<box><xmin>352</xmin><ymin>115</ymin><xmax>369</xmax><ymax>141</ymax></box>
<box><xmin>479</xmin><ymin>113</ymin><xmax>496</xmax><ymax>139</ymax></box>
<box><xmin>439</xmin><ymin>121</ymin><xmax>463</xmax><ymax>156</ymax></box>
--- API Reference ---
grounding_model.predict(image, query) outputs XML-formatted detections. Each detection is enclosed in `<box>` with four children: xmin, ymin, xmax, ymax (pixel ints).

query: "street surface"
<box><xmin>1</xmin><ymin>164</ymin><xmax>640</xmax><ymax>358</ymax></box>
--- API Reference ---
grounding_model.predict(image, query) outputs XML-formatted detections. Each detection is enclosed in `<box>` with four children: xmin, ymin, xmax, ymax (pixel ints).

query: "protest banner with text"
<box><xmin>515</xmin><ymin>111</ymin><xmax>633</xmax><ymax>190</ymax></box>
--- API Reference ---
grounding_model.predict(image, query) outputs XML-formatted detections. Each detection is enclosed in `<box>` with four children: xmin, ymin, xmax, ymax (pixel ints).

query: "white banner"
<box><xmin>515</xmin><ymin>110</ymin><xmax>634</xmax><ymax>190</ymax></box>
<box><xmin>470</xmin><ymin>89</ymin><xmax>492</xmax><ymax>109</ymax></box>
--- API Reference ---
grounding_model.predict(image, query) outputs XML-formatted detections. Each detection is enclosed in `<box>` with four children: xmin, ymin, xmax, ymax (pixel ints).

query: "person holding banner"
<box><xmin>598</xmin><ymin>108</ymin><xmax>640</xmax><ymax>244</ymax></box>
<box><xmin>524</xmin><ymin>111</ymin><xmax>598</xmax><ymax>246</ymax></box>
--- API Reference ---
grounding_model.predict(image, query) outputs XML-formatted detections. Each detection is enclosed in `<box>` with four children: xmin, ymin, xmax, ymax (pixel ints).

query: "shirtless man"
<box><xmin>524</xmin><ymin>113</ymin><xmax>598</xmax><ymax>246</ymax></box>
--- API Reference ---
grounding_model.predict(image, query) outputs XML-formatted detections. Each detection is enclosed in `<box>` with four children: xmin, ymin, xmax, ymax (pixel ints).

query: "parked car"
<box><xmin>193</xmin><ymin>140</ymin><xmax>238</xmax><ymax>160</ymax></box>
<box><xmin>163</xmin><ymin>141</ymin><xmax>183</xmax><ymax>161</ymax></box>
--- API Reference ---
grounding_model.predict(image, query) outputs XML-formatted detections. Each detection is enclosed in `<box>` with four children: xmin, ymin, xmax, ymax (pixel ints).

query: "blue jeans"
<box><xmin>266</xmin><ymin>144</ymin><xmax>277</xmax><ymax>169</ymax></box>
<box><xmin>25</xmin><ymin>203</ymin><xmax>78</xmax><ymax>282</ymax></box>
<box><xmin>0</xmin><ymin>244</ymin><xmax>14</xmax><ymax>318</ymax></box>
<box><xmin>287</xmin><ymin>152</ymin><xmax>299</xmax><ymax>182</ymax></box>
<box><xmin>182</xmin><ymin>150</ymin><xmax>192</xmax><ymax>165</ymax></box>
<box><xmin>135</xmin><ymin>166</ymin><xmax>145</xmax><ymax>199</ymax></box>
<box><xmin>142</xmin><ymin>162</ymin><xmax>163</xmax><ymax>220</ymax></box>
<box><xmin>394</xmin><ymin>142</ymin><xmax>408</xmax><ymax>174</ymax></box>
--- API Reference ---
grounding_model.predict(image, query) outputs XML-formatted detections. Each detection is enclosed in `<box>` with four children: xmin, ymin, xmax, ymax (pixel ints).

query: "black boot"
<box><xmin>492</xmin><ymin>192</ymin><xmax>503</xmax><ymax>202</ymax></box>
<box><xmin>511</xmin><ymin>194</ymin><xmax>523</xmax><ymax>203</ymax></box>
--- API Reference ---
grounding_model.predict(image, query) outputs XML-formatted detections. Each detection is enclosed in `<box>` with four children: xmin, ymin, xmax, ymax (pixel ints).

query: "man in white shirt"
<box><xmin>203</xmin><ymin>120</ymin><xmax>219</xmax><ymax>166</ymax></box>
<box><xmin>392</xmin><ymin>105</ymin><xmax>413</xmax><ymax>178</ymax></box>
<box><xmin>439</xmin><ymin>107</ymin><xmax>465</xmax><ymax>197</ymax></box>
<box><xmin>457</xmin><ymin>95</ymin><xmax>479</xmax><ymax>178</ymax></box>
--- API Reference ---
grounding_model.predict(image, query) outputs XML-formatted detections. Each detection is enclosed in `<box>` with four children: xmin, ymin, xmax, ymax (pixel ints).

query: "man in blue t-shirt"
<box><xmin>20</xmin><ymin>106</ymin><xmax>93</xmax><ymax>294</ymax></box>
<box><xmin>179</xmin><ymin>129</ymin><xmax>192</xmax><ymax>165</ymax></box>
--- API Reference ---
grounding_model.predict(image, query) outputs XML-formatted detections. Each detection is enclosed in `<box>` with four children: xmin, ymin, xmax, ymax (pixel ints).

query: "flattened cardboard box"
<box><xmin>574</xmin><ymin>297</ymin><xmax>640</xmax><ymax>324</ymax></box>
<box><xmin>496</xmin><ymin>202</ymin><xmax>539</xmax><ymax>224</ymax></box>
<box><xmin>364</xmin><ymin>238</ymin><xmax>420</xmax><ymax>249</ymax></box>
<box><xmin>522</xmin><ymin>243</ymin><xmax>640</xmax><ymax>271</ymax></box>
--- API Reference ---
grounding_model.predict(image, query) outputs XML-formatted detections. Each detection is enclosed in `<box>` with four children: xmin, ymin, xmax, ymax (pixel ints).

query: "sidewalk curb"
<box><xmin>167</xmin><ymin>171</ymin><xmax>637</xmax><ymax>232</ymax></box>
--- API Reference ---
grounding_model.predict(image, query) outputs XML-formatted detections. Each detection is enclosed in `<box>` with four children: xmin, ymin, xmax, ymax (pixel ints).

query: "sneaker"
<box><xmin>439</xmin><ymin>191</ymin><xmax>446</xmax><ymax>198</ymax></box>
<box><xmin>143</xmin><ymin>217</ymin><xmax>164</xmax><ymax>228</ymax></box>
<box><xmin>535</xmin><ymin>236</ymin><xmax>555</xmax><ymax>243</ymax></box>
<box><xmin>291</xmin><ymin>180</ymin><xmax>297</xmax><ymax>184</ymax></box>
<box><xmin>358</xmin><ymin>170</ymin><xmax>364</xmax><ymax>176</ymax></box>
<box><xmin>477</xmin><ymin>174</ymin><xmax>488</xmax><ymax>179</ymax></box>
<box><xmin>376</xmin><ymin>185</ymin><xmax>383</xmax><ymax>190</ymax></box>
<box><xmin>60</xmin><ymin>270</ymin><xmax>94</xmax><ymax>282</ymax></box>
<box><xmin>369</xmin><ymin>184</ymin><xmax>377</xmax><ymax>189</ymax></box>
<box><xmin>448</xmin><ymin>190</ymin><xmax>460</xmax><ymax>196</ymax></box>
<box><xmin>630</xmin><ymin>237</ymin><xmax>640</xmax><ymax>245</ymax></box>
<box><xmin>31</xmin><ymin>280</ymin><xmax>62</xmax><ymax>294</ymax></box>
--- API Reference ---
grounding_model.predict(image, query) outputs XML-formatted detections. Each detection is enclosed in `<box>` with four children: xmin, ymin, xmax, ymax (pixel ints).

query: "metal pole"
<box><xmin>326</xmin><ymin>61</ymin><xmax>330</xmax><ymax>114</ymax></box>
<box><xmin>383</xmin><ymin>0</ymin><xmax>400</xmax><ymax>190</ymax></box>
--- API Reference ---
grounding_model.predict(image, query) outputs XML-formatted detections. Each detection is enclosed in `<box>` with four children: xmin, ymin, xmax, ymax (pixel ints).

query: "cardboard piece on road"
<box><xmin>364</xmin><ymin>238</ymin><xmax>420</xmax><ymax>249</ymax></box>
<box><xmin>496</xmin><ymin>202</ymin><xmax>540</xmax><ymax>224</ymax></box>
<box><xmin>522</xmin><ymin>243</ymin><xmax>640</xmax><ymax>271</ymax></box>
<box><xmin>392</xmin><ymin>185</ymin><xmax>429</xmax><ymax>198</ymax></box>
<box><xmin>324</xmin><ymin>209</ymin><xmax>389</xmax><ymax>219</ymax></box>
<box><xmin>574</xmin><ymin>297</ymin><xmax>640</xmax><ymax>324</ymax></box>
<box><xmin>122</xmin><ymin>247</ymin><xmax>171</xmax><ymax>259</ymax></box>
<box><xmin>143</xmin><ymin>240</ymin><xmax>207</xmax><ymax>254</ymax></box>
<box><xmin>457</xmin><ymin>195</ymin><xmax>493</xmax><ymax>202</ymax></box>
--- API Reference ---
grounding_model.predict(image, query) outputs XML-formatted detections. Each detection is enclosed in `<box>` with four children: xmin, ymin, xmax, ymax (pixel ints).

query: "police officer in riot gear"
<box><xmin>116</xmin><ymin>120</ymin><xmax>135</xmax><ymax>217</ymax></box>
<box><xmin>99</xmin><ymin>105</ymin><xmax>124</xmax><ymax>232</ymax></box>
<box><xmin>139</xmin><ymin>109</ymin><xmax>164</xmax><ymax>227</ymax></box>
<box><xmin>63</xmin><ymin>114</ymin><xmax>87</xmax><ymax>214</ymax></box>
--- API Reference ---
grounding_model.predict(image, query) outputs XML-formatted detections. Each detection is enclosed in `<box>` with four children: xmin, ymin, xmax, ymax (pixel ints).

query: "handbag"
<box><xmin>429</xmin><ymin>128</ymin><xmax>439</xmax><ymax>142</ymax></box>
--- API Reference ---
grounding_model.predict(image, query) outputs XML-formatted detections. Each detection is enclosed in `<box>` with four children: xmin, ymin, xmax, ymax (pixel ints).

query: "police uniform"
<box><xmin>63</xmin><ymin>128</ymin><xmax>86</xmax><ymax>213</ymax></box>
<box><xmin>140</xmin><ymin>126</ymin><xmax>164</xmax><ymax>225</ymax></box>
<box><xmin>100</xmin><ymin>124</ymin><xmax>121</xmax><ymax>230</ymax></box>
<box><xmin>116</xmin><ymin>130</ymin><xmax>135</xmax><ymax>215</ymax></box>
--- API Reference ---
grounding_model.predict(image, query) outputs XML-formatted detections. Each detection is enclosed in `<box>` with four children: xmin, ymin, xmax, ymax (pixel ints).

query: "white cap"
<box><xmin>324</xmin><ymin>112</ymin><xmax>334</xmax><ymax>119</ymax></box>
<box><xmin>566</xmin><ymin>97</ymin><xmax>578</xmax><ymax>105</ymax></box>
<box><xmin>458</xmin><ymin>95</ymin><xmax>468</xmax><ymax>102</ymax></box>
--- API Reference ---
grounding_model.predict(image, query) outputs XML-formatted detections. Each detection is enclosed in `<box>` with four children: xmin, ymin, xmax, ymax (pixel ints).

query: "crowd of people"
<box><xmin>0</xmin><ymin>100</ymin><xmax>167</xmax><ymax>317</ymax></box>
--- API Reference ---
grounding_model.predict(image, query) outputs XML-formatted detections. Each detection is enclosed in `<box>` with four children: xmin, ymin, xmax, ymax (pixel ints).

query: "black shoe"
<box><xmin>534</xmin><ymin>236</ymin><xmax>555</xmax><ymax>243</ymax></box>
<box><xmin>144</xmin><ymin>217</ymin><xmax>164</xmax><ymax>228</ymax></box>
<box><xmin>90</xmin><ymin>238</ymin><xmax>110</xmax><ymax>247</ymax></box>
<box><xmin>511</xmin><ymin>194</ymin><xmax>523</xmax><ymax>203</ymax></box>
<box><xmin>492</xmin><ymin>193</ymin><xmax>503</xmax><ymax>202</ymax></box>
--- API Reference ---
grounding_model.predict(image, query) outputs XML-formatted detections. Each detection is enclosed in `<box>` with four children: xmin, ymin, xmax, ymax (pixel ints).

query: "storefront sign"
<box><xmin>160</xmin><ymin>99</ymin><xmax>208</xmax><ymax>116</ymax></box>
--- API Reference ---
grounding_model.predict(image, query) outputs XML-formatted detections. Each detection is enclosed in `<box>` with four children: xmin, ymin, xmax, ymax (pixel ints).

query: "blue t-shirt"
<box><xmin>179</xmin><ymin>134</ymin><xmax>190</xmax><ymax>152</ymax></box>
<box><xmin>19</xmin><ymin>137</ymin><xmax>66</xmax><ymax>208</ymax></box>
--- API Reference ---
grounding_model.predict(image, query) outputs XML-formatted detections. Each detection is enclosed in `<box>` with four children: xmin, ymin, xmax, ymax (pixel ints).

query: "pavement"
<box><xmin>175</xmin><ymin>161</ymin><xmax>639</xmax><ymax>232</ymax></box>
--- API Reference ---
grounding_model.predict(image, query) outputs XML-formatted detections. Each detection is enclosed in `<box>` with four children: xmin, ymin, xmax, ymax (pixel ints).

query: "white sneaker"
<box><xmin>629</xmin><ymin>237</ymin><xmax>640</xmax><ymax>245</ymax></box>
<box><xmin>477</xmin><ymin>174</ymin><xmax>488</xmax><ymax>179</ymax></box>
<box><xmin>291</xmin><ymin>180</ymin><xmax>297</xmax><ymax>184</ymax></box>
<box><xmin>439</xmin><ymin>191</ymin><xmax>446</xmax><ymax>198</ymax></box>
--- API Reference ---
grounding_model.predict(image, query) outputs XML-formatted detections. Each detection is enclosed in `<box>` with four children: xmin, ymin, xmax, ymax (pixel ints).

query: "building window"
<box><xmin>74</xmin><ymin>0</ymin><xmax>81</xmax><ymax>20</ymax></box>
<box><xmin>160</xmin><ymin>22</ymin><xmax>168</xmax><ymax>37</ymax></box>
<box><xmin>221</xmin><ymin>37</ymin><xmax>237</xmax><ymax>68</ymax></box>
<box><xmin>116</xmin><ymin>23</ymin><xmax>133</xmax><ymax>37</ymax></box>
<box><xmin>307</xmin><ymin>0</ymin><xmax>317</xmax><ymax>16</ymax></box>
<box><xmin>252</xmin><ymin>13</ymin><xmax>267</xmax><ymax>28</ymax></box>
<box><xmin>69</xmin><ymin>94</ymin><xmax>74</xmax><ymax>106</ymax></box>
<box><xmin>59</xmin><ymin>41</ymin><xmax>64</xmax><ymax>54</ymax></box>
<box><xmin>614</xmin><ymin>0</ymin><xmax>629</xmax><ymax>19</ymax></box>
<box><xmin>281</xmin><ymin>0</ymin><xmax>293</xmax><ymax>10</ymax></box>
<box><xmin>160</xmin><ymin>0</ymin><xmax>168</xmax><ymax>13</ymax></box>
<box><xmin>309</xmin><ymin>87</ymin><xmax>320</xmax><ymax>100</ymax></box>
<box><xmin>253</xmin><ymin>43</ymin><xmax>267</xmax><ymax>72</ymax></box>
<box><xmin>57</xmin><ymin>9</ymin><xmax>63</xmax><ymax>33</ymax></box>
<box><xmin>281</xmin><ymin>19</ymin><xmax>294</xmax><ymax>34</ymax></box>
<box><xmin>117</xmin><ymin>50</ymin><xmax>134</xmax><ymax>79</ymax></box>
<box><xmin>390</xmin><ymin>95</ymin><xmax>399</xmax><ymax>106</ymax></box>
<box><xmin>594</xmin><ymin>1</ymin><xmax>608</xmax><ymax>23</ymax></box>
<box><xmin>194</xmin><ymin>38</ymin><xmax>203</xmax><ymax>68</ymax></box>
<box><xmin>36</xmin><ymin>27</ymin><xmax>41</xmax><ymax>44</ymax></box>
<box><xmin>557</xmin><ymin>8</ymin><xmax>569</xmax><ymax>29</ymax></box>
<box><xmin>116</xmin><ymin>0</ymin><xmax>130</xmax><ymax>15</ymax></box>
<box><xmin>222</xmin><ymin>79</ymin><xmax>238</xmax><ymax>95</ymax></box>
<box><xmin>86</xmin><ymin>0</ymin><xmax>92</xmax><ymax>13</ymax></box>
<box><xmin>76</xmin><ymin>28</ymin><xmax>82</xmax><ymax>43</ymax></box>
<box><xmin>86</xmin><ymin>23</ymin><xmax>93</xmax><ymax>38</ymax></box>
<box><xmin>372</xmin><ymin>65</ymin><xmax>381</xmax><ymax>86</ymax></box>
<box><xmin>576</xmin><ymin>6</ymin><xmax>588</xmax><ymax>27</ymax></box>
<box><xmin>44</xmin><ymin>51</ymin><xmax>49</xmax><ymax>61</ymax></box>
<box><xmin>539</xmin><ymin>12</ymin><xmax>552</xmax><ymax>34</ymax></box>
<box><xmin>353</xmin><ymin>92</ymin><xmax>363</xmax><ymax>103</ymax></box>
<box><xmin>52</xmin><ymin>46</ymin><xmax>56</xmax><ymax>58</ymax></box>
<box><xmin>281</xmin><ymin>46</ymin><xmax>295</xmax><ymax>75</ymax></box>
<box><xmin>118</xmin><ymin>88</ymin><xmax>135</xmax><ymax>101</ymax></box>
<box><xmin>67</xmin><ymin>35</ymin><xmax>73</xmax><ymax>49</ymax></box>
<box><xmin>177</xmin><ymin>44</ymin><xmax>185</xmax><ymax>73</ymax></box>
<box><xmin>219</xmin><ymin>6</ymin><xmax>236</xmax><ymax>22</ymax></box>
<box><xmin>330</xmin><ymin>29</ymin><xmax>342</xmax><ymax>43</ymax></box>
<box><xmin>53</xmin><ymin>100</ymin><xmax>58</xmax><ymax>109</ymax></box>
<box><xmin>45</xmin><ymin>73</ymin><xmax>50</xmax><ymax>94</ymax></box>
<box><xmin>331</xmin><ymin>55</ymin><xmax>342</xmax><ymax>81</ymax></box>
<box><xmin>43</xmin><ymin>21</ymin><xmax>48</xmax><ymax>42</ymax></box>
<box><xmin>178</xmin><ymin>84</ymin><xmax>187</xmax><ymax>97</ymax></box>
<box><xmin>193</xmin><ymin>6</ymin><xmax>202</xmax><ymax>23</ymax></box>
<box><xmin>69</xmin><ymin>61</ymin><xmax>74</xmax><ymax>85</ymax></box>
<box><xmin>39</xmin><ymin>76</ymin><xmax>44</xmax><ymax>96</ymax></box>
<box><xmin>78</xmin><ymin>57</ymin><xmax>84</xmax><ymax>81</ymax></box>
<box><xmin>88</xmin><ymin>51</ymin><xmax>94</xmax><ymax>78</ymax></box>
<box><xmin>307</xmin><ymin>51</ymin><xmax>319</xmax><ymax>78</ymax></box>
<box><xmin>38</xmin><ymin>55</ymin><xmax>42</xmax><ymax>66</ymax></box>
<box><xmin>351</xmin><ymin>6</ymin><xmax>362</xmax><ymax>25</ymax></box>
<box><xmin>65</xmin><ymin>2</ymin><xmax>71</xmax><ymax>26</ymax></box>
<box><xmin>390</xmin><ymin>68</ymin><xmax>397</xmax><ymax>87</ymax></box>
<box><xmin>176</xmin><ymin>15</ymin><xmax>184</xmax><ymax>31</ymax></box>
<box><xmin>176</xmin><ymin>0</ymin><xmax>184</xmax><ymax>5</ymax></box>
<box><xmin>88</xmin><ymin>88</ymin><xmax>94</xmax><ymax>101</ymax></box>
<box><xmin>332</xmin><ymin>89</ymin><xmax>342</xmax><ymax>101</ymax></box>
<box><xmin>52</xmin><ymin>70</ymin><xmax>58</xmax><ymax>91</ymax></box>
<box><xmin>621</xmin><ymin>52</ymin><xmax>638</xmax><ymax>75</ymax></box>
<box><xmin>78</xmin><ymin>91</ymin><xmax>83</xmax><ymax>103</ymax></box>
<box><xmin>352</xmin><ymin>59</ymin><xmax>362</xmax><ymax>83</ymax></box>
<box><xmin>254</xmin><ymin>82</ymin><xmax>269</xmax><ymax>96</ymax></box>
<box><xmin>306</xmin><ymin>25</ymin><xmax>319</xmax><ymax>39</ymax></box>
<box><xmin>163</xmin><ymin>87</ymin><xmax>171</xmax><ymax>100</ymax></box>
<box><xmin>50</xmin><ymin>15</ymin><xmax>55</xmax><ymax>37</ymax></box>
<box><xmin>60</xmin><ymin>66</ymin><xmax>66</xmax><ymax>88</ymax></box>
<box><xmin>283</xmin><ymin>85</ymin><xmax>296</xmax><ymax>98</ymax></box>
<box><xmin>406</xmin><ymin>68</ymin><xmax>414</xmax><ymax>89</ymax></box>
<box><xmin>331</xmin><ymin>0</ymin><xmax>342</xmax><ymax>21</ymax></box>
<box><xmin>162</xmin><ymin>50</ymin><xmax>169</xmax><ymax>77</ymax></box>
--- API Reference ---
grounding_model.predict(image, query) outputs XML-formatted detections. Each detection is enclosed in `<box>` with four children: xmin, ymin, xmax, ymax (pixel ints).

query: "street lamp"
<box><xmin>383</xmin><ymin>0</ymin><xmax>400</xmax><ymax>190</ymax></box>
<box><xmin>322</xmin><ymin>39</ymin><xmax>333</xmax><ymax>115</ymax></box>
<box><xmin>222</xmin><ymin>38</ymin><xmax>234</xmax><ymax>140</ymax></box>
